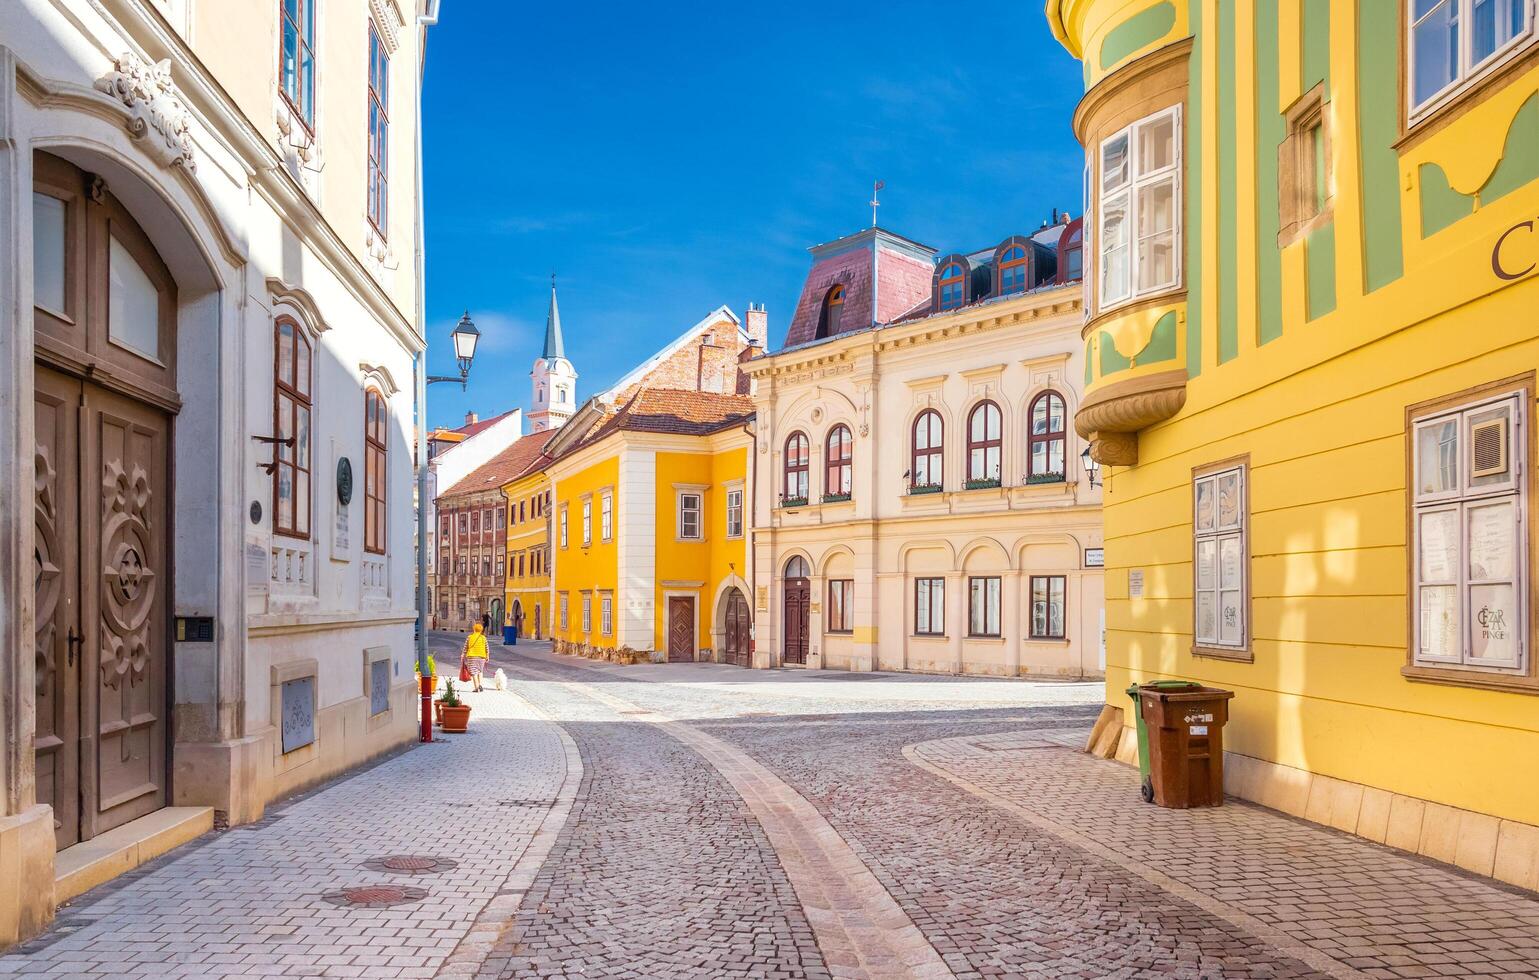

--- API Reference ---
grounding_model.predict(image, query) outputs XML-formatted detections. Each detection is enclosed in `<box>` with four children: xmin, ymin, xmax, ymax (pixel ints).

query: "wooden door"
<box><xmin>34</xmin><ymin>365</ymin><xmax>82</xmax><ymax>849</ymax></box>
<box><xmin>84</xmin><ymin>382</ymin><xmax>169</xmax><ymax>836</ymax></box>
<box><xmin>723</xmin><ymin>589</ymin><xmax>751</xmax><ymax>667</ymax></box>
<box><xmin>667</xmin><ymin>596</ymin><xmax>696</xmax><ymax>663</ymax></box>
<box><xmin>783</xmin><ymin>579</ymin><xmax>810</xmax><ymax>665</ymax></box>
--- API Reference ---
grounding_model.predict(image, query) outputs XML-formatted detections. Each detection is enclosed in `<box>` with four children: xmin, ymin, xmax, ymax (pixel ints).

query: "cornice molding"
<box><xmin>1073</xmin><ymin>36</ymin><xmax>1194</xmax><ymax>143</ymax></box>
<box><xmin>266</xmin><ymin>277</ymin><xmax>331</xmax><ymax>334</ymax></box>
<box><xmin>358</xmin><ymin>362</ymin><xmax>400</xmax><ymax>397</ymax></box>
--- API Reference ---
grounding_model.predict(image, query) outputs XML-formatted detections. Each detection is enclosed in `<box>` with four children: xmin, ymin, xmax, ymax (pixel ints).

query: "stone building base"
<box><xmin>1086</xmin><ymin>706</ymin><xmax>1539</xmax><ymax>892</ymax></box>
<box><xmin>0</xmin><ymin>806</ymin><xmax>56</xmax><ymax>947</ymax></box>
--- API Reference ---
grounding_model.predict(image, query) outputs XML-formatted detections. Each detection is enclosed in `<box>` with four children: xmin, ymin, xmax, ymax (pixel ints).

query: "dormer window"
<box><xmin>817</xmin><ymin>284</ymin><xmax>844</xmax><ymax>339</ymax></box>
<box><xmin>938</xmin><ymin>261</ymin><xmax>967</xmax><ymax>310</ymax></box>
<box><xmin>998</xmin><ymin>245</ymin><xmax>1029</xmax><ymax>295</ymax></box>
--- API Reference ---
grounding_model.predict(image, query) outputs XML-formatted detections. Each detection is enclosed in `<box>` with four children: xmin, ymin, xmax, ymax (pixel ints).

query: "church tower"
<box><xmin>529</xmin><ymin>276</ymin><xmax>578</xmax><ymax>431</ymax></box>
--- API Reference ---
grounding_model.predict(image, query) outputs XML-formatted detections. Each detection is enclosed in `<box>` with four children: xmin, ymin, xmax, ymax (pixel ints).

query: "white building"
<box><xmin>748</xmin><ymin>222</ymin><xmax>1105</xmax><ymax>676</ymax></box>
<box><xmin>0</xmin><ymin>0</ymin><xmax>435</xmax><ymax>945</ymax></box>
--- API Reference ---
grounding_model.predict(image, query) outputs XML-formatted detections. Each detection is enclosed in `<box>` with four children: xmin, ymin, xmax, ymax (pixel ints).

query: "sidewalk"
<box><xmin>910</xmin><ymin>731</ymin><xmax>1539</xmax><ymax>980</ymax></box>
<box><xmin>0</xmin><ymin>684</ymin><xmax>576</xmax><ymax>979</ymax></box>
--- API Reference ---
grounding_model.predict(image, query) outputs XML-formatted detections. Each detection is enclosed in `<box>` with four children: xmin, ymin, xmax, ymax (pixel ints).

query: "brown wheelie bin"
<box><xmin>1138</xmin><ymin>683</ymin><xmax>1236</xmax><ymax>808</ymax></box>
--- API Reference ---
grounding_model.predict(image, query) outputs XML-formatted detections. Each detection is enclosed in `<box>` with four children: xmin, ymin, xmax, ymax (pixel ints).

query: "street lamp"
<box><xmin>1081</xmin><ymin>445</ymin><xmax>1101</xmax><ymax>489</ymax></box>
<box><xmin>416</xmin><ymin>309</ymin><xmax>481</xmax><ymax>743</ymax></box>
<box><xmin>430</xmin><ymin>311</ymin><xmax>480</xmax><ymax>390</ymax></box>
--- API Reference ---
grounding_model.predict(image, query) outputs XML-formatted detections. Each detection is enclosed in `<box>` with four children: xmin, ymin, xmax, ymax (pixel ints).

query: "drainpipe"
<box><xmin>413</xmin><ymin>0</ymin><xmax>442</xmax><ymax>743</ymax></box>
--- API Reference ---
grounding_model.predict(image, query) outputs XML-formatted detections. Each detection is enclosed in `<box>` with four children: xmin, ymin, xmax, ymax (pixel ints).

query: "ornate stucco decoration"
<box><xmin>95</xmin><ymin>53</ymin><xmax>196</xmax><ymax>173</ymax></box>
<box><xmin>1075</xmin><ymin>369</ymin><xmax>1188</xmax><ymax>466</ymax></box>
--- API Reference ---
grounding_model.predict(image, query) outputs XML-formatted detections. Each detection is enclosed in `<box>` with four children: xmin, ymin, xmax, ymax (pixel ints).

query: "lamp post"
<box><xmin>414</xmin><ymin>311</ymin><xmax>479</xmax><ymax>743</ymax></box>
<box><xmin>1081</xmin><ymin>445</ymin><xmax>1102</xmax><ymax>489</ymax></box>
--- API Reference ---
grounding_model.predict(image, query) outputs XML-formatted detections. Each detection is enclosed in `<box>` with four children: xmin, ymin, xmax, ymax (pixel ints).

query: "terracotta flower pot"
<box><xmin>434</xmin><ymin>700</ymin><xmax>445</xmax><ymax>725</ymax></box>
<box><xmin>440</xmin><ymin>704</ymin><xmax>471</xmax><ymax>733</ymax></box>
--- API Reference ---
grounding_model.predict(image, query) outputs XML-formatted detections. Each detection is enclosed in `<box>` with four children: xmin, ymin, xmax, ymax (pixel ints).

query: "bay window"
<box><xmin>1410</xmin><ymin>0</ymin><xmax>1533</xmax><ymax>120</ymax></box>
<box><xmin>1099</xmin><ymin>106</ymin><xmax>1181</xmax><ymax>310</ymax></box>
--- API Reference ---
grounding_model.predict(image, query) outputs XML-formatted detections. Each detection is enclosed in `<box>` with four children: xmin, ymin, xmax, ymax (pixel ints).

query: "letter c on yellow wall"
<box><xmin>1493</xmin><ymin>220</ymin><xmax>1536</xmax><ymax>281</ymax></box>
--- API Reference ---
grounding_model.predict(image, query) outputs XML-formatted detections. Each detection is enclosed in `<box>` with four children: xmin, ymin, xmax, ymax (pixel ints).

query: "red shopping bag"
<box><xmin>458</xmin><ymin>656</ymin><xmax>472</xmax><ymax>684</ymax></box>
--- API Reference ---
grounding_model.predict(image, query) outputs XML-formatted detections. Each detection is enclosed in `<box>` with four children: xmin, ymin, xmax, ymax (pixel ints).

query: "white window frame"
<box><xmin>726</xmin><ymin>487</ymin><xmax>744</xmax><ymax>539</ymax></box>
<box><xmin>827</xmin><ymin>579</ymin><xmax>854</xmax><ymax>633</ymax></box>
<box><xmin>1193</xmin><ymin>463</ymin><xmax>1248</xmax><ymax>652</ymax></box>
<box><xmin>1097</xmin><ymin>105</ymin><xmax>1182</xmax><ymax>312</ymax></box>
<box><xmin>1407</xmin><ymin>0</ymin><xmax>1536</xmax><ymax>124</ymax></box>
<box><xmin>600</xmin><ymin>592</ymin><xmax>613</xmax><ymax>635</ymax></box>
<box><xmin>1411</xmin><ymin>390</ymin><xmax>1528</xmax><ymax>672</ymax></box>
<box><xmin>581</xmin><ymin>592</ymin><xmax>592</xmax><ymax>634</ymax></box>
<box><xmin>559</xmin><ymin>593</ymin><xmax>569</xmax><ymax>630</ymax></box>
<box><xmin>559</xmin><ymin>505</ymin><xmax>568</xmax><ymax>549</ymax></box>
<box><xmin>581</xmin><ymin>497</ymin><xmax>592</xmax><ymax>547</ymax></box>
<box><xmin>678</xmin><ymin>491</ymin><xmax>703</xmax><ymax>541</ymax></box>
<box><xmin>600</xmin><ymin>492</ymin><xmax>613</xmax><ymax>541</ymax></box>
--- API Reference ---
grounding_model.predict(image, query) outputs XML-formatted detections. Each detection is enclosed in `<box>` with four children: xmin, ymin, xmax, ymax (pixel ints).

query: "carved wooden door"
<box><xmin>34</xmin><ymin>365</ymin><xmax>82</xmax><ymax>849</ymax></box>
<box><xmin>783</xmin><ymin>580</ymin><xmax>810</xmax><ymax>665</ymax></box>
<box><xmin>85</xmin><ymin>383</ymin><xmax>169</xmax><ymax>836</ymax></box>
<box><xmin>667</xmin><ymin>597</ymin><xmax>695</xmax><ymax>663</ymax></box>
<box><xmin>33</xmin><ymin>368</ymin><xmax>169</xmax><ymax>846</ymax></box>
<box><xmin>723</xmin><ymin>589</ymin><xmax>751</xmax><ymax>667</ymax></box>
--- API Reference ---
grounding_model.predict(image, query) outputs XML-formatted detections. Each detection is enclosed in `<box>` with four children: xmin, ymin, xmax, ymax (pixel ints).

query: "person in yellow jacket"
<box><xmin>461</xmin><ymin>622</ymin><xmax>489</xmax><ymax>693</ymax></box>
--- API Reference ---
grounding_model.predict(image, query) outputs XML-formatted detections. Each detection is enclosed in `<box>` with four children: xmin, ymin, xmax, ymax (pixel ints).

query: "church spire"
<box><xmin>543</xmin><ymin>274</ymin><xmax>566</xmax><ymax>360</ymax></box>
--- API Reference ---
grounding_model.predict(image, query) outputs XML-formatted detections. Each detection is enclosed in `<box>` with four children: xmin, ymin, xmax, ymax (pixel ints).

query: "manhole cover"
<box><xmin>361</xmin><ymin>855</ymin><xmax>458</xmax><ymax>874</ymax></box>
<box><xmin>321</xmin><ymin>884</ymin><xmax>429</xmax><ymax>908</ymax></box>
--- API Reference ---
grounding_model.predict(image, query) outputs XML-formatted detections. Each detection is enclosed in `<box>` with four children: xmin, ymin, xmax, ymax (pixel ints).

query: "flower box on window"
<box><xmin>964</xmin><ymin>478</ymin><xmax>1002</xmax><ymax>491</ymax></box>
<box><xmin>1025</xmin><ymin>472</ymin><xmax>1066</xmax><ymax>485</ymax></box>
<box><xmin>821</xmin><ymin>492</ymin><xmax>852</xmax><ymax>504</ymax></box>
<box><xmin>908</xmin><ymin>483</ymin><xmax>943</xmax><ymax>496</ymax></box>
<box><xmin>781</xmin><ymin>496</ymin><xmax>809</xmax><ymax>508</ymax></box>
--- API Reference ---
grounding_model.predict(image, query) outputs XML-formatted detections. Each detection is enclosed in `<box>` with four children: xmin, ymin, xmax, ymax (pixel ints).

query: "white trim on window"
<box><xmin>1407</xmin><ymin>0</ymin><xmax>1536</xmax><ymax>124</ymax></box>
<box><xmin>1097</xmin><ymin>105</ymin><xmax>1182</xmax><ymax>313</ymax></box>
<box><xmin>678</xmin><ymin>491</ymin><xmax>703</xmax><ymax>541</ymax></box>
<box><xmin>1412</xmin><ymin>391</ymin><xmax>1528</xmax><ymax>672</ymax></box>
<box><xmin>1193</xmin><ymin>463</ymin><xmax>1247</xmax><ymax>651</ymax></box>
<box><xmin>726</xmin><ymin>487</ymin><xmax>744</xmax><ymax>538</ymax></box>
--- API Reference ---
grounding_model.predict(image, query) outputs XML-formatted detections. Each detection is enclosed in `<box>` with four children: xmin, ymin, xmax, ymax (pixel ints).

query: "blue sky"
<box><xmin>421</xmin><ymin>1</ymin><xmax>1085</xmax><ymax>430</ymax></box>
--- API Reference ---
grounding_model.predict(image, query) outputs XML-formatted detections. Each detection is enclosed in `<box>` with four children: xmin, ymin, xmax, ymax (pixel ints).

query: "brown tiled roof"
<box><xmin>438</xmin><ymin>429</ymin><xmax>556</xmax><ymax>500</ymax></box>
<box><xmin>589</xmin><ymin>388</ymin><xmax>754</xmax><ymax>442</ymax></box>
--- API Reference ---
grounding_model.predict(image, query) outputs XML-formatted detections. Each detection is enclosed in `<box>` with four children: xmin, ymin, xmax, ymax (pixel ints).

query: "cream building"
<box><xmin>748</xmin><ymin>224</ymin><xmax>1104</xmax><ymax>676</ymax></box>
<box><xmin>0</xmin><ymin>0</ymin><xmax>433</xmax><ymax>945</ymax></box>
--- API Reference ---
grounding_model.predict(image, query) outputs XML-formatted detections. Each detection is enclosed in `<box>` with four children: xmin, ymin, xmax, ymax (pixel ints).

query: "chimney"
<box><xmin>464</xmin><ymin>411</ymin><xmax>478</xmax><ymax>426</ymax></box>
<box><xmin>744</xmin><ymin>303</ymin><xmax>768</xmax><ymax>352</ymax></box>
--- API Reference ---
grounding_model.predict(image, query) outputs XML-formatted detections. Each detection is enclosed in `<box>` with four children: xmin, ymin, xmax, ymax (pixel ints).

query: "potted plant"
<box><xmin>439</xmin><ymin>680</ymin><xmax>471</xmax><ymax>733</ymax></box>
<box><xmin>434</xmin><ymin>674</ymin><xmax>455</xmax><ymax>725</ymax></box>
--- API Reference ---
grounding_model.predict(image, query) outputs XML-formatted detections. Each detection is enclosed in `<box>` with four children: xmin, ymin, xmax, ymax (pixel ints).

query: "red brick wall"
<box><xmin>613</xmin><ymin>316</ymin><xmax>750</xmax><ymax>400</ymax></box>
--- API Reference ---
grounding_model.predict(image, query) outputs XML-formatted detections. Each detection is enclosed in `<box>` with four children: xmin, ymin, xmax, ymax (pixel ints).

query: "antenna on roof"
<box><xmin>870</xmin><ymin>179</ymin><xmax>885</xmax><ymax>228</ymax></box>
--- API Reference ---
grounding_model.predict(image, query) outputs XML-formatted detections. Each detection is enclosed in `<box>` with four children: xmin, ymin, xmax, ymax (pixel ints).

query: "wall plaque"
<box><xmin>1085</xmin><ymin>547</ymin><xmax>1105</xmax><ymax>568</ymax></box>
<box><xmin>756</xmin><ymin>586</ymin><xmax>769</xmax><ymax>611</ymax></box>
<box><xmin>280</xmin><ymin>675</ymin><xmax>316</xmax><ymax>753</ymax></box>
<box><xmin>337</xmin><ymin>457</ymin><xmax>355</xmax><ymax>505</ymax></box>
<box><xmin>1128</xmin><ymin>569</ymin><xmax>1145</xmax><ymax>598</ymax></box>
<box><xmin>246</xmin><ymin>540</ymin><xmax>270</xmax><ymax>594</ymax></box>
<box><xmin>370</xmin><ymin>659</ymin><xmax>391</xmax><ymax>717</ymax></box>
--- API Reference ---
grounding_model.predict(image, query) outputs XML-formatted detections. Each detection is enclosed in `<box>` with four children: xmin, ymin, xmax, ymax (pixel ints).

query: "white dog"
<box><xmin>493</xmin><ymin>668</ymin><xmax>508</xmax><ymax>691</ymax></box>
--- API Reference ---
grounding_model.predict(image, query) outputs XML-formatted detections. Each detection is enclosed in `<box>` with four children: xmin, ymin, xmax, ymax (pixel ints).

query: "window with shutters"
<box><xmin>1193</xmin><ymin>460</ymin><xmax>1250</xmax><ymax>660</ymax></box>
<box><xmin>1408</xmin><ymin>383</ymin><xmax>1531</xmax><ymax>686</ymax></box>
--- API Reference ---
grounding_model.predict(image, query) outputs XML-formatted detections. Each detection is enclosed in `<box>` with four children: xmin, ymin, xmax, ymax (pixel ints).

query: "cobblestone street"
<box><xmin>4</xmin><ymin>635</ymin><xmax>1537</xmax><ymax>979</ymax></box>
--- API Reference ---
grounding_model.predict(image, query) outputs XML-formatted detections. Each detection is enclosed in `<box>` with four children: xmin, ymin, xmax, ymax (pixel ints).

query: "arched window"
<box><xmin>785</xmin><ymin>555</ymin><xmax>810</xmax><ymax>579</ymax></box>
<box><xmin>998</xmin><ymin>245</ymin><xmax>1029</xmax><ymax>294</ymax></box>
<box><xmin>783</xmin><ymin>432</ymin><xmax>810</xmax><ymax>503</ymax></box>
<box><xmin>365</xmin><ymin>388</ymin><xmax>388</xmax><ymax>553</ymax></box>
<box><xmin>825</xmin><ymin>424</ymin><xmax>852</xmax><ymax>498</ymax></box>
<box><xmin>911</xmin><ymin>410</ymin><xmax>944</xmax><ymax>491</ymax></box>
<box><xmin>967</xmin><ymin>401</ymin><xmax>1002</xmax><ymax>485</ymax></box>
<box><xmin>1059</xmin><ymin>217</ymin><xmax>1083</xmax><ymax>283</ymax></box>
<box><xmin>274</xmin><ymin>317</ymin><xmax>312</xmax><ymax>538</ymax></box>
<box><xmin>1028</xmin><ymin>390</ymin><xmax>1067</xmax><ymax>482</ymax></box>
<box><xmin>817</xmin><ymin>284</ymin><xmax>844</xmax><ymax>339</ymax></box>
<box><xmin>938</xmin><ymin>262</ymin><xmax>966</xmax><ymax>310</ymax></box>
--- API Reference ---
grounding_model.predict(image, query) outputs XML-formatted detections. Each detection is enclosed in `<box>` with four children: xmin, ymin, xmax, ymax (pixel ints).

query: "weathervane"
<box><xmin>870</xmin><ymin>179</ymin><xmax>885</xmax><ymax>228</ymax></box>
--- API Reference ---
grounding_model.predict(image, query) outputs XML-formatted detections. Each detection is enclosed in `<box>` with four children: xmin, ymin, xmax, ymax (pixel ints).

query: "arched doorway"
<box><xmin>721</xmin><ymin>588</ymin><xmax>751</xmax><ymax>667</ymax></box>
<box><xmin>489</xmin><ymin>598</ymin><xmax>504</xmax><ymax>634</ymax></box>
<box><xmin>511</xmin><ymin>599</ymin><xmax>523</xmax><ymax>637</ymax></box>
<box><xmin>783</xmin><ymin>556</ymin><xmax>810</xmax><ymax>665</ymax></box>
<box><xmin>33</xmin><ymin>151</ymin><xmax>176</xmax><ymax>849</ymax></box>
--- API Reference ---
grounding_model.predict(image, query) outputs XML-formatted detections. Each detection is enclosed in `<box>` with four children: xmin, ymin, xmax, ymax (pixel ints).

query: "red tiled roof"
<box><xmin>438</xmin><ymin>429</ymin><xmax>556</xmax><ymax>500</ymax></box>
<box><xmin>588</xmin><ymin>388</ymin><xmax>754</xmax><ymax>443</ymax></box>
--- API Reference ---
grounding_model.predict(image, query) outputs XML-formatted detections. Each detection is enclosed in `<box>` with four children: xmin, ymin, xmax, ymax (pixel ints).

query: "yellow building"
<box><xmin>503</xmin><ymin>462</ymin><xmax>554</xmax><ymax>640</ymax></box>
<box><xmin>1047</xmin><ymin>0</ymin><xmax>1539</xmax><ymax>887</ymax></box>
<box><xmin>545</xmin><ymin>389</ymin><xmax>756</xmax><ymax>663</ymax></box>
